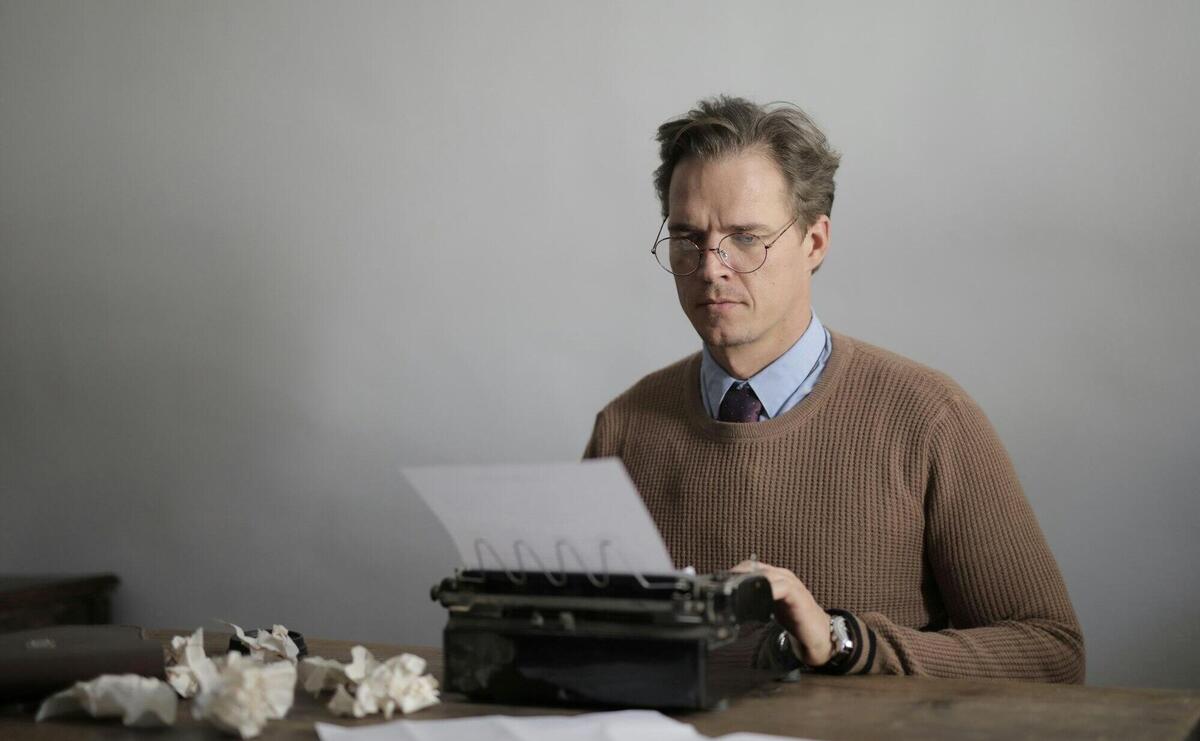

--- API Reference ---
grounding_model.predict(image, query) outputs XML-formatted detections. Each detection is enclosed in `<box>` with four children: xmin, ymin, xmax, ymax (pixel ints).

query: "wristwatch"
<box><xmin>823</xmin><ymin>614</ymin><xmax>855</xmax><ymax>671</ymax></box>
<box><xmin>776</xmin><ymin>613</ymin><xmax>855</xmax><ymax>671</ymax></box>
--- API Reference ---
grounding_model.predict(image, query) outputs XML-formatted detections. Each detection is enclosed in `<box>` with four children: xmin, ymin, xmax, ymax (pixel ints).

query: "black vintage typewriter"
<box><xmin>430</xmin><ymin>569</ymin><xmax>794</xmax><ymax>710</ymax></box>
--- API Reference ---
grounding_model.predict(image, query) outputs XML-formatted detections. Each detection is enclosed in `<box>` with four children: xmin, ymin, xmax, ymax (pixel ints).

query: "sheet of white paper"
<box><xmin>314</xmin><ymin>709</ymin><xmax>814</xmax><ymax>741</ymax></box>
<box><xmin>402</xmin><ymin>459</ymin><xmax>676</xmax><ymax>575</ymax></box>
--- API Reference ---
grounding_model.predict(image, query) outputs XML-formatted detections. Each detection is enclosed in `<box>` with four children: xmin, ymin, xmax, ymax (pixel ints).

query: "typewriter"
<box><xmin>431</xmin><ymin>568</ymin><xmax>793</xmax><ymax>710</ymax></box>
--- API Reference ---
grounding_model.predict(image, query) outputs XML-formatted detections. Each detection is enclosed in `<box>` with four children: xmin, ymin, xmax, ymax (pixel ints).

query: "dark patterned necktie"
<box><xmin>719</xmin><ymin>382</ymin><xmax>763</xmax><ymax>423</ymax></box>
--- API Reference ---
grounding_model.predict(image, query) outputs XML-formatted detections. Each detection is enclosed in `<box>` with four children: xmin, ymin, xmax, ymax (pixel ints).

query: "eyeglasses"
<box><xmin>651</xmin><ymin>216</ymin><xmax>802</xmax><ymax>275</ymax></box>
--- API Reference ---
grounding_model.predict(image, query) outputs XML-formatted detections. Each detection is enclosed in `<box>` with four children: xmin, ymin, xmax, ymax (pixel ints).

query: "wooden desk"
<box><xmin>1</xmin><ymin>628</ymin><xmax>1197</xmax><ymax>740</ymax></box>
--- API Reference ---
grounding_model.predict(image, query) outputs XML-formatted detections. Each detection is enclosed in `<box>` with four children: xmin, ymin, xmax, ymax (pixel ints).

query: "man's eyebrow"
<box><xmin>727</xmin><ymin>223</ymin><xmax>769</xmax><ymax>233</ymax></box>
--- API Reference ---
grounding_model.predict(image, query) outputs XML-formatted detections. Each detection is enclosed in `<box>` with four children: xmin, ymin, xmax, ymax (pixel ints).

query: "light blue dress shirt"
<box><xmin>700</xmin><ymin>311</ymin><xmax>832</xmax><ymax>421</ymax></box>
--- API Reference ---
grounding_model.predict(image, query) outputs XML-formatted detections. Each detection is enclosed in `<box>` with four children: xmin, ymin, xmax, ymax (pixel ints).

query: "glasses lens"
<box><xmin>655</xmin><ymin>237</ymin><xmax>699</xmax><ymax>275</ymax></box>
<box><xmin>719</xmin><ymin>233</ymin><xmax>768</xmax><ymax>273</ymax></box>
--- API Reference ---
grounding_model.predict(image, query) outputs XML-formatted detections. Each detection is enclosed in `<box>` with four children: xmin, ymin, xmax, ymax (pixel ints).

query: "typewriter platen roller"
<box><xmin>430</xmin><ymin>570</ymin><xmax>792</xmax><ymax>709</ymax></box>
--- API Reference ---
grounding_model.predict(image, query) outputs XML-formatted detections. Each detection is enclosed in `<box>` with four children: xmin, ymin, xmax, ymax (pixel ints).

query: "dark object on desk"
<box><xmin>227</xmin><ymin>628</ymin><xmax>309</xmax><ymax>658</ymax></box>
<box><xmin>431</xmin><ymin>570</ymin><xmax>782</xmax><ymax>710</ymax></box>
<box><xmin>0</xmin><ymin>625</ymin><xmax>165</xmax><ymax>704</ymax></box>
<box><xmin>0</xmin><ymin>574</ymin><xmax>119</xmax><ymax>633</ymax></box>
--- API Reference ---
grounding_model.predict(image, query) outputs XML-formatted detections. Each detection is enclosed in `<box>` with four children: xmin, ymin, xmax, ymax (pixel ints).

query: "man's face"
<box><xmin>667</xmin><ymin>150</ymin><xmax>823</xmax><ymax>371</ymax></box>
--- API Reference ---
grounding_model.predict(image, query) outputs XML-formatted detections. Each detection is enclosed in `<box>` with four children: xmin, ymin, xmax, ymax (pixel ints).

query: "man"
<box><xmin>584</xmin><ymin>96</ymin><xmax>1084</xmax><ymax>682</ymax></box>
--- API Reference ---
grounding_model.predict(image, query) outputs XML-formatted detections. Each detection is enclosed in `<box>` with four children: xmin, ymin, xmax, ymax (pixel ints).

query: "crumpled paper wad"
<box><xmin>165</xmin><ymin>622</ymin><xmax>299</xmax><ymax>738</ymax></box>
<box><xmin>193</xmin><ymin>651</ymin><xmax>297</xmax><ymax>739</ymax></box>
<box><xmin>166</xmin><ymin>627</ymin><xmax>220</xmax><ymax>698</ymax></box>
<box><xmin>299</xmin><ymin>646</ymin><xmax>438</xmax><ymax>719</ymax></box>
<box><xmin>226</xmin><ymin>622</ymin><xmax>301</xmax><ymax>664</ymax></box>
<box><xmin>298</xmin><ymin>645</ymin><xmax>372</xmax><ymax>695</ymax></box>
<box><xmin>36</xmin><ymin>674</ymin><xmax>178</xmax><ymax>727</ymax></box>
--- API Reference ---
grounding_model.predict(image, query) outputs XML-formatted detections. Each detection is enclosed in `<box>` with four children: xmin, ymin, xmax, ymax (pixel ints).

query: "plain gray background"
<box><xmin>2</xmin><ymin>1</ymin><xmax>1197</xmax><ymax>689</ymax></box>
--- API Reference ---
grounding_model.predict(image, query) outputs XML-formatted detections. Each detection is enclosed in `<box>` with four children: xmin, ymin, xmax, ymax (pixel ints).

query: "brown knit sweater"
<box><xmin>585</xmin><ymin>331</ymin><xmax>1085</xmax><ymax>683</ymax></box>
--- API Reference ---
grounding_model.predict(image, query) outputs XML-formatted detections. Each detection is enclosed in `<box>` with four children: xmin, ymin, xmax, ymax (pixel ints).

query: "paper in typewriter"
<box><xmin>402</xmin><ymin>458</ymin><xmax>678</xmax><ymax>576</ymax></box>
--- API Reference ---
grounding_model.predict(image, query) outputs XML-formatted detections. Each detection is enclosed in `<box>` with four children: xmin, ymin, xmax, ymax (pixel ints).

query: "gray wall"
<box><xmin>2</xmin><ymin>1</ymin><xmax>1197</xmax><ymax>689</ymax></box>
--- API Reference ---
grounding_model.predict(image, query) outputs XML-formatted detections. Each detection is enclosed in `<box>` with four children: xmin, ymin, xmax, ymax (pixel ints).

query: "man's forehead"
<box><xmin>667</xmin><ymin>218</ymin><xmax>772</xmax><ymax>233</ymax></box>
<box><xmin>666</xmin><ymin>151</ymin><xmax>791</xmax><ymax>228</ymax></box>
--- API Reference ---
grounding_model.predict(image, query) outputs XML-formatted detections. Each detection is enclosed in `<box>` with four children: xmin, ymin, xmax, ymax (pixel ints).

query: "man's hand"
<box><xmin>731</xmin><ymin>559</ymin><xmax>834</xmax><ymax>667</ymax></box>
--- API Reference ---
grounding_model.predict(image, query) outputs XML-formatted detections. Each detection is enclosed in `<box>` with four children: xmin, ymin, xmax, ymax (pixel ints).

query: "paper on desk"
<box><xmin>304</xmin><ymin>646</ymin><xmax>439</xmax><ymax>719</ymax></box>
<box><xmin>402</xmin><ymin>458</ymin><xmax>676</xmax><ymax>575</ymax></box>
<box><xmin>36</xmin><ymin>674</ymin><xmax>177</xmax><ymax>727</ymax></box>
<box><xmin>166</xmin><ymin>628</ymin><xmax>219</xmax><ymax>698</ymax></box>
<box><xmin>226</xmin><ymin>622</ymin><xmax>301</xmax><ymax>664</ymax></box>
<box><xmin>192</xmin><ymin>652</ymin><xmax>296</xmax><ymax>739</ymax></box>
<box><xmin>314</xmin><ymin>709</ymin><xmax>815</xmax><ymax>741</ymax></box>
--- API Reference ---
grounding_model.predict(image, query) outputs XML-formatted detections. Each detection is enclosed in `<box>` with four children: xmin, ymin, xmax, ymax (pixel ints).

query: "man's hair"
<box><xmin>653</xmin><ymin>96</ymin><xmax>841</xmax><ymax>227</ymax></box>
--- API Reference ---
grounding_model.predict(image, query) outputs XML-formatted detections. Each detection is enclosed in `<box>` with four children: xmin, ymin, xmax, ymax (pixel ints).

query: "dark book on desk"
<box><xmin>0</xmin><ymin>625</ymin><xmax>165</xmax><ymax>703</ymax></box>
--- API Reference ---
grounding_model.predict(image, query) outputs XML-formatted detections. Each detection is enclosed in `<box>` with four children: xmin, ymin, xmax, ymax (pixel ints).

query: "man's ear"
<box><xmin>806</xmin><ymin>215</ymin><xmax>831</xmax><ymax>273</ymax></box>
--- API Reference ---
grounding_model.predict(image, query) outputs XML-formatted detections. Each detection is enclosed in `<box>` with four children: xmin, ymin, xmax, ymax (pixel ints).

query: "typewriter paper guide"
<box><xmin>402</xmin><ymin>458</ymin><xmax>678</xmax><ymax>576</ymax></box>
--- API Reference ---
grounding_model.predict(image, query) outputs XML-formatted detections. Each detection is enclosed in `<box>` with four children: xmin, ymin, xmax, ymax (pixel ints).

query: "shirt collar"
<box><xmin>700</xmin><ymin>311</ymin><xmax>827</xmax><ymax>419</ymax></box>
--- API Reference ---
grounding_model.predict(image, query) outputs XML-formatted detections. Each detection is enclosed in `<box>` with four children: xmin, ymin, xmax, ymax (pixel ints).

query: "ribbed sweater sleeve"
<box><xmin>853</xmin><ymin>393</ymin><xmax>1085</xmax><ymax>682</ymax></box>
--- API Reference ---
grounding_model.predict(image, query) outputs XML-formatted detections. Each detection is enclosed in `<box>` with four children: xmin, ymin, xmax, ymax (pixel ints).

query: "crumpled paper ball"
<box><xmin>300</xmin><ymin>646</ymin><xmax>439</xmax><ymax>719</ymax></box>
<box><xmin>166</xmin><ymin>627</ymin><xmax>220</xmax><ymax>698</ymax></box>
<box><xmin>226</xmin><ymin>622</ymin><xmax>301</xmax><ymax>665</ymax></box>
<box><xmin>36</xmin><ymin>674</ymin><xmax>178</xmax><ymax>727</ymax></box>
<box><xmin>192</xmin><ymin>651</ymin><xmax>297</xmax><ymax>738</ymax></box>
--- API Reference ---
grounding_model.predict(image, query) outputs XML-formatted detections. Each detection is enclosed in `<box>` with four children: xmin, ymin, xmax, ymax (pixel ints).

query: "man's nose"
<box><xmin>696</xmin><ymin>241</ymin><xmax>731</xmax><ymax>280</ymax></box>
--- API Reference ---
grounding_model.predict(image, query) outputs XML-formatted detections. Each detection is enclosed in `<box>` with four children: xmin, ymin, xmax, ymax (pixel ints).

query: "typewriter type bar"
<box><xmin>431</xmin><ymin>569</ymin><xmax>784</xmax><ymax>710</ymax></box>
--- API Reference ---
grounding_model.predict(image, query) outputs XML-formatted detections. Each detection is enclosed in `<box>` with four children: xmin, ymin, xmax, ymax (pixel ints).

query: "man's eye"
<box><xmin>730</xmin><ymin>234</ymin><xmax>758</xmax><ymax>247</ymax></box>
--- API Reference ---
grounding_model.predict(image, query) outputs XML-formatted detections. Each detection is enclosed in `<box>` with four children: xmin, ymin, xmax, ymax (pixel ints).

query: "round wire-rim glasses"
<box><xmin>650</xmin><ymin>216</ymin><xmax>802</xmax><ymax>275</ymax></box>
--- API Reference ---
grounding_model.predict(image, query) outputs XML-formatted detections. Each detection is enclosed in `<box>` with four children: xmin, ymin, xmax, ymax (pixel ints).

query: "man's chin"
<box><xmin>692</xmin><ymin>325</ymin><xmax>751</xmax><ymax>349</ymax></box>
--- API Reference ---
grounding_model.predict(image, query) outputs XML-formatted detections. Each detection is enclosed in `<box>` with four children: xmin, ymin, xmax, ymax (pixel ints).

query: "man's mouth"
<box><xmin>697</xmin><ymin>298</ymin><xmax>741</xmax><ymax>313</ymax></box>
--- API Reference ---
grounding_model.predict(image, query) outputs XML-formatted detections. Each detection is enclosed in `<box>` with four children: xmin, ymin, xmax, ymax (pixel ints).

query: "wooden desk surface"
<box><xmin>1</xmin><ymin>628</ymin><xmax>1197</xmax><ymax>740</ymax></box>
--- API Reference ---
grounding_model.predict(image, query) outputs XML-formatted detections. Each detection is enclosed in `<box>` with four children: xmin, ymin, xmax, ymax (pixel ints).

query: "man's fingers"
<box><xmin>730</xmin><ymin>559</ymin><xmax>760</xmax><ymax>573</ymax></box>
<box><xmin>742</xmin><ymin>571</ymin><xmax>793</xmax><ymax>600</ymax></box>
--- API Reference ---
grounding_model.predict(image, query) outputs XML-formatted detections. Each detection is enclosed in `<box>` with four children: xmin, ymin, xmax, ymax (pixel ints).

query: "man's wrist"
<box><xmin>783</xmin><ymin>612</ymin><xmax>837</xmax><ymax>668</ymax></box>
<box><xmin>785</xmin><ymin>611</ymin><xmax>863</xmax><ymax>673</ymax></box>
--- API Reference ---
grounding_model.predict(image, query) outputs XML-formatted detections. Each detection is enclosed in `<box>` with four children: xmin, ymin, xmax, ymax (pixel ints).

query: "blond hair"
<box><xmin>653</xmin><ymin>96</ymin><xmax>841</xmax><ymax>228</ymax></box>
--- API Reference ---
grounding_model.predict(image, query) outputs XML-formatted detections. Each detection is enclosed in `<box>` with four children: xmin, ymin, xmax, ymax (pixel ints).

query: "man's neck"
<box><xmin>706</xmin><ymin>347</ymin><xmax>769</xmax><ymax>382</ymax></box>
<box><xmin>707</xmin><ymin>309</ymin><xmax>814</xmax><ymax>380</ymax></box>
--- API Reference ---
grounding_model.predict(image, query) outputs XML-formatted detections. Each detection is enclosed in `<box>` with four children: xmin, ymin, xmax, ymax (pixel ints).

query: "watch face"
<box><xmin>830</xmin><ymin>616</ymin><xmax>853</xmax><ymax>656</ymax></box>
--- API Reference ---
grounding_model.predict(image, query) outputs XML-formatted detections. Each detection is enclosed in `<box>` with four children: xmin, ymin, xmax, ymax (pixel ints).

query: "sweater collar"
<box><xmin>685</xmin><ymin>329</ymin><xmax>855</xmax><ymax>441</ymax></box>
<box><xmin>700</xmin><ymin>311</ymin><xmax>828</xmax><ymax>419</ymax></box>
